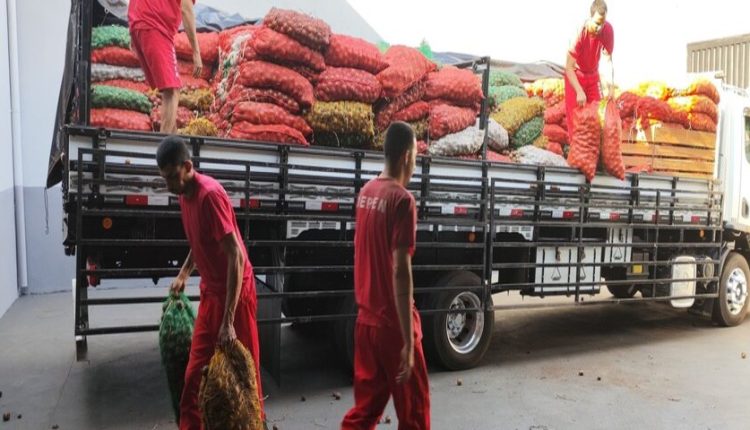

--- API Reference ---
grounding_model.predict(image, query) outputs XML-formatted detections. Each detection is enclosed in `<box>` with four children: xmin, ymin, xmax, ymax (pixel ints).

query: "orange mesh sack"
<box><xmin>687</xmin><ymin>113</ymin><xmax>717</xmax><ymax>132</ymax></box>
<box><xmin>599</xmin><ymin>98</ymin><xmax>625</xmax><ymax>180</ymax></box>
<box><xmin>263</xmin><ymin>7</ymin><xmax>331</xmax><ymax>51</ymax></box>
<box><xmin>231</xmin><ymin>101</ymin><xmax>312</xmax><ymax>136</ymax></box>
<box><xmin>424</xmin><ymin>66</ymin><xmax>483</xmax><ymax>109</ymax></box>
<box><xmin>377</xmin><ymin>46</ymin><xmax>436</xmax><ymax>98</ymax></box>
<box><xmin>567</xmin><ymin>102</ymin><xmax>601</xmax><ymax>181</ymax></box>
<box><xmin>91</xmin><ymin>47</ymin><xmax>140</xmax><ymax>68</ymax></box>
<box><xmin>428</xmin><ymin>104</ymin><xmax>477</xmax><ymax>140</ymax></box>
<box><xmin>91</xmin><ymin>108</ymin><xmax>151</xmax><ymax>131</ymax></box>
<box><xmin>675</xmin><ymin>78</ymin><xmax>720</xmax><ymax>104</ymax></box>
<box><xmin>251</xmin><ymin>27</ymin><xmax>326</xmax><ymax>71</ymax></box>
<box><xmin>668</xmin><ymin>95</ymin><xmax>718</xmax><ymax>122</ymax></box>
<box><xmin>315</xmin><ymin>67</ymin><xmax>382</xmax><ymax>104</ymax></box>
<box><xmin>374</xmin><ymin>82</ymin><xmax>425</xmax><ymax>131</ymax></box>
<box><xmin>543</xmin><ymin>124</ymin><xmax>568</xmax><ymax>145</ymax></box>
<box><xmin>392</xmin><ymin>101</ymin><xmax>430</xmax><ymax>123</ymax></box>
<box><xmin>225</xmin><ymin>86</ymin><xmax>301</xmax><ymax>115</ymax></box>
<box><xmin>228</xmin><ymin>122</ymin><xmax>309</xmax><ymax>146</ymax></box>
<box><xmin>325</xmin><ymin>34</ymin><xmax>388</xmax><ymax>74</ymax></box>
<box><xmin>237</xmin><ymin>61</ymin><xmax>314</xmax><ymax>109</ymax></box>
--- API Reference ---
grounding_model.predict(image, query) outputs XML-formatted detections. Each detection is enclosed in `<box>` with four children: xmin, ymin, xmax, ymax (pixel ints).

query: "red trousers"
<box><xmin>341</xmin><ymin>322</ymin><xmax>430</xmax><ymax>430</ymax></box>
<box><xmin>179</xmin><ymin>286</ymin><xmax>264</xmax><ymax>430</ymax></box>
<box><xmin>565</xmin><ymin>70</ymin><xmax>602</xmax><ymax>141</ymax></box>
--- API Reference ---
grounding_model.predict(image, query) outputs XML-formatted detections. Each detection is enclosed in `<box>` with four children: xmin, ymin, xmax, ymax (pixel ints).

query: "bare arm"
<box><xmin>565</xmin><ymin>52</ymin><xmax>584</xmax><ymax>97</ymax></box>
<box><xmin>180</xmin><ymin>0</ymin><xmax>203</xmax><ymax>77</ymax></box>
<box><xmin>218</xmin><ymin>232</ymin><xmax>245</xmax><ymax>347</ymax></box>
<box><xmin>601</xmin><ymin>50</ymin><xmax>615</xmax><ymax>98</ymax></box>
<box><xmin>393</xmin><ymin>246</ymin><xmax>414</xmax><ymax>383</ymax></box>
<box><xmin>170</xmin><ymin>249</ymin><xmax>195</xmax><ymax>294</ymax></box>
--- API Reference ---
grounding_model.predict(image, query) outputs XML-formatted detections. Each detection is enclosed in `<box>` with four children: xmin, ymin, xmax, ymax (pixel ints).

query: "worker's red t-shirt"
<box><xmin>128</xmin><ymin>0</ymin><xmax>194</xmax><ymax>39</ymax></box>
<box><xmin>179</xmin><ymin>172</ymin><xmax>253</xmax><ymax>298</ymax></box>
<box><xmin>569</xmin><ymin>21</ymin><xmax>614</xmax><ymax>75</ymax></box>
<box><xmin>354</xmin><ymin>177</ymin><xmax>421</xmax><ymax>338</ymax></box>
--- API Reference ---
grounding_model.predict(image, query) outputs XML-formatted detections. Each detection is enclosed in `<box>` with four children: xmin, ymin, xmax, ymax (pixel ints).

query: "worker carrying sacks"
<box><xmin>199</xmin><ymin>340</ymin><xmax>263</xmax><ymax>430</ymax></box>
<box><xmin>158</xmin><ymin>292</ymin><xmax>196</xmax><ymax>423</ymax></box>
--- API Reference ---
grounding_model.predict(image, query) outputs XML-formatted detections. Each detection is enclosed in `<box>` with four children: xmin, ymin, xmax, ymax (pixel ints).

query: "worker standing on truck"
<box><xmin>565</xmin><ymin>0</ymin><xmax>615</xmax><ymax>135</ymax></box>
<box><xmin>341</xmin><ymin>122</ymin><xmax>430</xmax><ymax>430</ymax></box>
<box><xmin>128</xmin><ymin>0</ymin><xmax>202</xmax><ymax>133</ymax></box>
<box><xmin>155</xmin><ymin>136</ymin><xmax>264</xmax><ymax>430</ymax></box>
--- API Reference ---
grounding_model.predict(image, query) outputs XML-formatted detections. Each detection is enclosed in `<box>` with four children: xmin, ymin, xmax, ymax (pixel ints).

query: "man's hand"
<box><xmin>396</xmin><ymin>343</ymin><xmax>414</xmax><ymax>384</ymax></box>
<box><xmin>169</xmin><ymin>274</ymin><xmax>187</xmax><ymax>295</ymax></box>
<box><xmin>217</xmin><ymin>321</ymin><xmax>237</xmax><ymax>349</ymax></box>
<box><xmin>576</xmin><ymin>88</ymin><xmax>587</xmax><ymax>107</ymax></box>
<box><xmin>192</xmin><ymin>51</ymin><xmax>203</xmax><ymax>78</ymax></box>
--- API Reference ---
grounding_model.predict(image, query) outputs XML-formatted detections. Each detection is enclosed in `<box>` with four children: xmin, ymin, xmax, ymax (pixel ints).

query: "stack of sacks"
<box><xmin>491</xmin><ymin>97</ymin><xmax>546</xmax><ymax>151</ymax></box>
<box><xmin>172</xmin><ymin>31</ymin><xmax>219</xmax><ymax>118</ymax></box>
<box><xmin>90</xmin><ymin>25</ymin><xmax>153</xmax><ymax>131</ymax></box>
<box><xmin>311</xmin><ymin>34</ymin><xmax>387</xmax><ymax>148</ymax></box>
<box><xmin>216</xmin><ymin>8</ymin><xmax>331</xmax><ymax>145</ymax></box>
<box><xmin>374</xmin><ymin>45</ymin><xmax>437</xmax><ymax>145</ymax></box>
<box><xmin>526</xmin><ymin>78</ymin><xmax>567</xmax><ymax>156</ymax></box>
<box><xmin>526</xmin><ymin>78</ymin><xmax>564</xmax><ymax>107</ymax></box>
<box><xmin>668</xmin><ymin>78</ymin><xmax>720</xmax><ymax>132</ymax></box>
<box><xmin>488</xmin><ymin>70</ymin><xmax>526</xmax><ymax>111</ymax></box>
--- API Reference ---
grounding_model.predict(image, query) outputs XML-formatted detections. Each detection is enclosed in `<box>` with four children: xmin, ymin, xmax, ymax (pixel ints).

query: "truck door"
<box><xmin>739</xmin><ymin>109</ymin><xmax>750</xmax><ymax>230</ymax></box>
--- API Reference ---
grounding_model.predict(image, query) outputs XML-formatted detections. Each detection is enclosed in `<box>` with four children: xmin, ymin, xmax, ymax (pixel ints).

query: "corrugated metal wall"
<box><xmin>688</xmin><ymin>34</ymin><xmax>750</xmax><ymax>89</ymax></box>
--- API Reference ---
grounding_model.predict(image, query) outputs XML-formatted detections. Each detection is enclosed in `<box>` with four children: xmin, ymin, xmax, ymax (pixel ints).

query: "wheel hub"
<box><xmin>445</xmin><ymin>292</ymin><xmax>485</xmax><ymax>355</ymax></box>
<box><xmin>726</xmin><ymin>268</ymin><xmax>748</xmax><ymax>316</ymax></box>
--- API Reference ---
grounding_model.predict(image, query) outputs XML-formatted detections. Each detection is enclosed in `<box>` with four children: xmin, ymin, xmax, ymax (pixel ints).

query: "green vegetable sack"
<box><xmin>159</xmin><ymin>292</ymin><xmax>196</xmax><ymax>423</ymax></box>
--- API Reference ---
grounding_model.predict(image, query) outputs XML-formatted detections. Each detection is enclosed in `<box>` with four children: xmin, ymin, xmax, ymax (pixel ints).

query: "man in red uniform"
<box><xmin>129</xmin><ymin>0</ymin><xmax>202</xmax><ymax>133</ymax></box>
<box><xmin>156</xmin><ymin>136</ymin><xmax>264</xmax><ymax>430</ymax></box>
<box><xmin>341</xmin><ymin>122</ymin><xmax>430</xmax><ymax>430</ymax></box>
<box><xmin>565</xmin><ymin>0</ymin><xmax>615</xmax><ymax>136</ymax></box>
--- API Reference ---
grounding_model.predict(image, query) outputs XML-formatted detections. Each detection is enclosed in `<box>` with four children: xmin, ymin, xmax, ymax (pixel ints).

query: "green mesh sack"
<box><xmin>305</xmin><ymin>101</ymin><xmax>375</xmax><ymax>136</ymax></box>
<box><xmin>313</xmin><ymin>132</ymin><xmax>373</xmax><ymax>149</ymax></box>
<box><xmin>91</xmin><ymin>85</ymin><xmax>153</xmax><ymax>114</ymax></box>
<box><xmin>511</xmin><ymin>116</ymin><xmax>544</xmax><ymax>149</ymax></box>
<box><xmin>92</xmin><ymin>25</ymin><xmax>131</xmax><ymax>49</ymax></box>
<box><xmin>491</xmin><ymin>97</ymin><xmax>545</xmax><ymax>135</ymax></box>
<box><xmin>159</xmin><ymin>292</ymin><xmax>196</xmax><ymax>423</ymax></box>
<box><xmin>489</xmin><ymin>70</ymin><xmax>523</xmax><ymax>88</ymax></box>
<box><xmin>489</xmin><ymin>85</ymin><xmax>527</xmax><ymax>111</ymax></box>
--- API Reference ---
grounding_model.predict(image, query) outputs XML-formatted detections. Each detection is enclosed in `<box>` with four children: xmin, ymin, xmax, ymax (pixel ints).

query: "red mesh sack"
<box><xmin>374</xmin><ymin>82</ymin><xmax>425</xmax><ymax>131</ymax></box>
<box><xmin>219</xmin><ymin>25</ymin><xmax>256</xmax><ymax>55</ymax></box>
<box><xmin>377</xmin><ymin>46</ymin><xmax>436</xmax><ymax>98</ymax></box>
<box><xmin>180</xmin><ymin>75</ymin><xmax>211</xmax><ymax>90</ymax></box>
<box><xmin>546</xmin><ymin>141</ymin><xmax>563</xmax><ymax>155</ymax></box>
<box><xmin>668</xmin><ymin>95</ymin><xmax>718</xmax><ymax>123</ymax></box>
<box><xmin>91</xmin><ymin>108</ymin><xmax>152</xmax><ymax>131</ymax></box>
<box><xmin>544</xmin><ymin>93</ymin><xmax>564</xmax><ymax>107</ymax></box>
<box><xmin>237</xmin><ymin>61</ymin><xmax>314</xmax><ymax>109</ymax></box>
<box><xmin>286</xmin><ymin>64</ymin><xmax>320</xmax><ymax>83</ymax></box>
<box><xmin>228</xmin><ymin>122</ymin><xmax>309</xmax><ymax>146</ymax></box>
<box><xmin>428</xmin><ymin>104</ymin><xmax>477</xmax><ymax>140</ymax></box>
<box><xmin>600</xmin><ymin>98</ymin><xmax>625</xmax><ymax>180</ymax></box>
<box><xmin>251</xmin><ymin>27</ymin><xmax>326</xmax><ymax>72</ymax></box>
<box><xmin>544</xmin><ymin>101</ymin><xmax>566</xmax><ymax>125</ymax></box>
<box><xmin>427</xmin><ymin>98</ymin><xmax>481</xmax><ymax>116</ymax></box>
<box><xmin>676</xmin><ymin>78</ymin><xmax>720</xmax><ymax>104</ymax></box>
<box><xmin>177</xmin><ymin>59</ymin><xmax>213</xmax><ymax>80</ymax></box>
<box><xmin>150</xmin><ymin>106</ymin><xmax>195</xmax><ymax>130</ymax></box>
<box><xmin>424</xmin><ymin>66</ymin><xmax>483</xmax><ymax>109</ymax></box>
<box><xmin>543</xmin><ymin>124</ymin><xmax>568</xmax><ymax>145</ymax></box>
<box><xmin>91</xmin><ymin>47</ymin><xmax>140</xmax><ymax>68</ymax></box>
<box><xmin>636</xmin><ymin>97</ymin><xmax>673</xmax><ymax>129</ymax></box>
<box><xmin>315</xmin><ymin>67</ymin><xmax>382</xmax><ymax>104</ymax></box>
<box><xmin>225</xmin><ymin>86</ymin><xmax>301</xmax><ymax>114</ymax></box>
<box><xmin>567</xmin><ymin>102</ymin><xmax>601</xmax><ymax>182</ymax></box>
<box><xmin>231</xmin><ymin>101</ymin><xmax>312</xmax><ymax>136</ymax></box>
<box><xmin>98</xmin><ymin>79</ymin><xmax>151</xmax><ymax>94</ymax></box>
<box><xmin>392</xmin><ymin>101</ymin><xmax>430</xmax><ymax>123</ymax></box>
<box><xmin>175</xmin><ymin>32</ymin><xmax>220</xmax><ymax>64</ymax></box>
<box><xmin>263</xmin><ymin>7</ymin><xmax>331</xmax><ymax>51</ymax></box>
<box><xmin>325</xmin><ymin>34</ymin><xmax>387</xmax><ymax>74</ymax></box>
<box><xmin>487</xmin><ymin>151</ymin><xmax>512</xmax><ymax>162</ymax></box>
<box><xmin>417</xmin><ymin>140</ymin><xmax>428</xmax><ymax>155</ymax></box>
<box><xmin>687</xmin><ymin>113</ymin><xmax>717</xmax><ymax>132</ymax></box>
<box><xmin>616</xmin><ymin>91</ymin><xmax>641</xmax><ymax>119</ymax></box>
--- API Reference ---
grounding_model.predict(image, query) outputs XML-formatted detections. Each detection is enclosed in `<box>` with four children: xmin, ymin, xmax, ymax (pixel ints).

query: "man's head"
<box><xmin>383</xmin><ymin>121</ymin><xmax>417</xmax><ymax>185</ymax></box>
<box><xmin>587</xmin><ymin>0</ymin><xmax>607</xmax><ymax>35</ymax></box>
<box><xmin>156</xmin><ymin>136</ymin><xmax>194</xmax><ymax>195</ymax></box>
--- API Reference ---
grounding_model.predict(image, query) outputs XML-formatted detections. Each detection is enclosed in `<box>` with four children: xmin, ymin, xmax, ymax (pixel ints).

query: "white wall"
<box><xmin>0</xmin><ymin>0</ymin><xmax>19</xmax><ymax>316</ymax></box>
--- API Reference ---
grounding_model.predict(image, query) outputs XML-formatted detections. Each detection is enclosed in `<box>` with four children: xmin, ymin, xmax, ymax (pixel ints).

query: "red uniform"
<box><xmin>342</xmin><ymin>177</ymin><xmax>430</xmax><ymax>430</ymax></box>
<box><xmin>565</xmin><ymin>21</ymin><xmax>614</xmax><ymax>135</ymax></box>
<box><xmin>177</xmin><ymin>172</ymin><xmax>263</xmax><ymax>430</ymax></box>
<box><xmin>128</xmin><ymin>0</ymin><xmax>189</xmax><ymax>90</ymax></box>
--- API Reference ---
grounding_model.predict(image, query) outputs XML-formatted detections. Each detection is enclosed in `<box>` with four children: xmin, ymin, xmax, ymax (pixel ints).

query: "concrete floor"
<box><xmin>1</xmin><ymin>287</ymin><xmax>750</xmax><ymax>430</ymax></box>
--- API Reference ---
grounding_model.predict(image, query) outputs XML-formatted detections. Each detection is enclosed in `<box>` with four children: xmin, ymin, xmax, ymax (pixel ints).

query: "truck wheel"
<box><xmin>713</xmin><ymin>253</ymin><xmax>750</xmax><ymax>327</ymax></box>
<box><xmin>424</xmin><ymin>272</ymin><xmax>494</xmax><ymax>370</ymax></box>
<box><xmin>607</xmin><ymin>284</ymin><xmax>638</xmax><ymax>299</ymax></box>
<box><xmin>332</xmin><ymin>294</ymin><xmax>356</xmax><ymax>372</ymax></box>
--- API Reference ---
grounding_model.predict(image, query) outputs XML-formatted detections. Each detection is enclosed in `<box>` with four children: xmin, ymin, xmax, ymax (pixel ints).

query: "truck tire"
<box><xmin>423</xmin><ymin>271</ymin><xmax>494</xmax><ymax>370</ymax></box>
<box><xmin>332</xmin><ymin>294</ymin><xmax>356</xmax><ymax>372</ymax></box>
<box><xmin>712</xmin><ymin>253</ymin><xmax>750</xmax><ymax>326</ymax></box>
<box><xmin>607</xmin><ymin>284</ymin><xmax>638</xmax><ymax>299</ymax></box>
